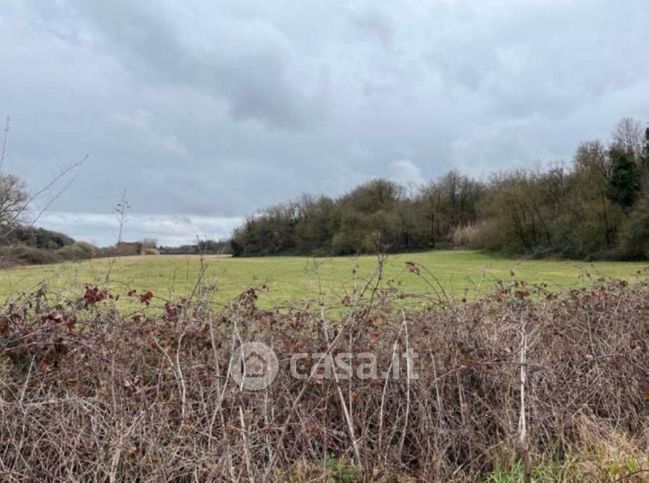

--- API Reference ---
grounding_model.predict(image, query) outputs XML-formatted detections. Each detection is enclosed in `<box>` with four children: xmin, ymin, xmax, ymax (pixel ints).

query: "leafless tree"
<box><xmin>612</xmin><ymin>117</ymin><xmax>644</xmax><ymax>159</ymax></box>
<box><xmin>0</xmin><ymin>174</ymin><xmax>28</xmax><ymax>228</ymax></box>
<box><xmin>0</xmin><ymin>116</ymin><xmax>27</xmax><ymax>229</ymax></box>
<box><xmin>0</xmin><ymin>116</ymin><xmax>86</xmax><ymax>239</ymax></box>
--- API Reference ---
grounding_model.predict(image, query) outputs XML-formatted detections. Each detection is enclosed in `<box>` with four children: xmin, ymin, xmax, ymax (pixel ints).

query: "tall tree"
<box><xmin>606</xmin><ymin>145</ymin><xmax>641</xmax><ymax>211</ymax></box>
<box><xmin>611</xmin><ymin>117</ymin><xmax>644</xmax><ymax>160</ymax></box>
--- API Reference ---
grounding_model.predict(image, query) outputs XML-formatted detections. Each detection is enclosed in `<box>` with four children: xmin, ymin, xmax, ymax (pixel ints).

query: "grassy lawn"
<box><xmin>1</xmin><ymin>250</ymin><xmax>647</xmax><ymax>310</ymax></box>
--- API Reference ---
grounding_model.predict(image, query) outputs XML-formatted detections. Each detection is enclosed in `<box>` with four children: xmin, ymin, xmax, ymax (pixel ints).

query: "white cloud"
<box><xmin>387</xmin><ymin>159</ymin><xmax>425</xmax><ymax>187</ymax></box>
<box><xmin>37</xmin><ymin>212</ymin><xmax>242</xmax><ymax>247</ymax></box>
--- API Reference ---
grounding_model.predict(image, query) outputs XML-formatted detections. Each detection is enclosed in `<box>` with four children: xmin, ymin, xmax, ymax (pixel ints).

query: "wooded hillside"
<box><xmin>232</xmin><ymin>118</ymin><xmax>649</xmax><ymax>260</ymax></box>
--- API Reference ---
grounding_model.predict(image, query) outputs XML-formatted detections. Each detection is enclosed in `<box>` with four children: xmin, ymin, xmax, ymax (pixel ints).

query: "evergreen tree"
<box><xmin>606</xmin><ymin>145</ymin><xmax>641</xmax><ymax>211</ymax></box>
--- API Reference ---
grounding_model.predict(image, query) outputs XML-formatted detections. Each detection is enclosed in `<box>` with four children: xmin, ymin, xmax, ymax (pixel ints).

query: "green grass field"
<box><xmin>1</xmin><ymin>250</ymin><xmax>647</xmax><ymax>310</ymax></box>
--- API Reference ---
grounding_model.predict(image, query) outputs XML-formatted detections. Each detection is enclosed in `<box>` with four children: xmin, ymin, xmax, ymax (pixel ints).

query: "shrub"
<box><xmin>451</xmin><ymin>223</ymin><xmax>482</xmax><ymax>248</ymax></box>
<box><xmin>57</xmin><ymin>242</ymin><xmax>98</xmax><ymax>261</ymax></box>
<box><xmin>0</xmin><ymin>278</ymin><xmax>646</xmax><ymax>480</ymax></box>
<box><xmin>0</xmin><ymin>245</ymin><xmax>61</xmax><ymax>265</ymax></box>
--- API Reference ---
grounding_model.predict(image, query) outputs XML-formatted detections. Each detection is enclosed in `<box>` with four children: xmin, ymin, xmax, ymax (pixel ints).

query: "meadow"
<box><xmin>1</xmin><ymin>249</ymin><xmax>647</xmax><ymax>309</ymax></box>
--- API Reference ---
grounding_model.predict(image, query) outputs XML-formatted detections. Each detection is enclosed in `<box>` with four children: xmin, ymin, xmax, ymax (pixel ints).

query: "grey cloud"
<box><xmin>1</xmin><ymin>0</ymin><xmax>649</xmax><ymax>244</ymax></box>
<box><xmin>68</xmin><ymin>0</ymin><xmax>328</xmax><ymax>129</ymax></box>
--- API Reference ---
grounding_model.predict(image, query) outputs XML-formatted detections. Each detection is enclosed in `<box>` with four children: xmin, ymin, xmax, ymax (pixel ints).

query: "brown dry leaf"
<box><xmin>641</xmin><ymin>379</ymin><xmax>649</xmax><ymax>401</ymax></box>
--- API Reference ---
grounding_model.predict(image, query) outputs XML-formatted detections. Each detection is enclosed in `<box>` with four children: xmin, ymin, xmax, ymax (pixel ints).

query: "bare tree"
<box><xmin>612</xmin><ymin>117</ymin><xmax>644</xmax><ymax>159</ymax></box>
<box><xmin>0</xmin><ymin>117</ymin><xmax>29</xmax><ymax>230</ymax></box>
<box><xmin>0</xmin><ymin>174</ymin><xmax>28</xmax><ymax>228</ymax></box>
<box><xmin>0</xmin><ymin>116</ymin><xmax>86</xmax><ymax>240</ymax></box>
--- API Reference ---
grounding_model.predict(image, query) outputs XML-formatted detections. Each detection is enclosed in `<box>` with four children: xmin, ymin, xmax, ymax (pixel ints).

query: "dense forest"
<box><xmin>231</xmin><ymin>118</ymin><xmax>649</xmax><ymax>260</ymax></box>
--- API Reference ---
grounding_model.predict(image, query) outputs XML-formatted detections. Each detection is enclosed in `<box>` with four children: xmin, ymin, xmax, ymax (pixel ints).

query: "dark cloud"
<box><xmin>69</xmin><ymin>0</ymin><xmax>328</xmax><ymax>129</ymax></box>
<box><xmin>1</xmin><ymin>0</ymin><xmax>648</xmax><ymax>245</ymax></box>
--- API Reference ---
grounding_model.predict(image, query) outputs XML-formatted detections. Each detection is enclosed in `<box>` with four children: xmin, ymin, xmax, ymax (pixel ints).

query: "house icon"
<box><xmin>241</xmin><ymin>350</ymin><xmax>268</xmax><ymax>378</ymax></box>
<box><xmin>230</xmin><ymin>341</ymin><xmax>279</xmax><ymax>391</ymax></box>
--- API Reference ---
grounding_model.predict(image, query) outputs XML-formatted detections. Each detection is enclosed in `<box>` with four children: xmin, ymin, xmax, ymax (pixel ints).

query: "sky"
<box><xmin>1</xmin><ymin>0</ymin><xmax>649</xmax><ymax>246</ymax></box>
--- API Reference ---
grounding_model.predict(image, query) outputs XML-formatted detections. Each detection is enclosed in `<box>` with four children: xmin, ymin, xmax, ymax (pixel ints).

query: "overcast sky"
<box><xmin>2</xmin><ymin>0</ymin><xmax>649</xmax><ymax>246</ymax></box>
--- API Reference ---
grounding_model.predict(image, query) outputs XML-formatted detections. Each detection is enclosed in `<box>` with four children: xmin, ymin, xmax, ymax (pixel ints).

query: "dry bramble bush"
<box><xmin>0</xmin><ymin>262</ymin><xmax>647</xmax><ymax>481</ymax></box>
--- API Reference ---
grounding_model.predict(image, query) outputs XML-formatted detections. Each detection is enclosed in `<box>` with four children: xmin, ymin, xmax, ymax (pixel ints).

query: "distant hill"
<box><xmin>0</xmin><ymin>226</ymin><xmax>75</xmax><ymax>249</ymax></box>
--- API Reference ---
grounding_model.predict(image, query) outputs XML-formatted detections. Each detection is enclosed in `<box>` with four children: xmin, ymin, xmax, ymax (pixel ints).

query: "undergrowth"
<box><xmin>0</xmin><ymin>261</ymin><xmax>647</xmax><ymax>481</ymax></box>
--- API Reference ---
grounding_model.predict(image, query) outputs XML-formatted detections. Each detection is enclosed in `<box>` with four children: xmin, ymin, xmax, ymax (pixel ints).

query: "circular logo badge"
<box><xmin>229</xmin><ymin>341</ymin><xmax>278</xmax><ymax>391</ymax></box>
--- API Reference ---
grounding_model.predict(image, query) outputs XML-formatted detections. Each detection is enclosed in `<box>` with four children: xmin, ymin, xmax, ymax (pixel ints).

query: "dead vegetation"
<box><xmin>0</xmin><ymin>267</ymin><xmax>647</xmax><ymax>481</ymax></box>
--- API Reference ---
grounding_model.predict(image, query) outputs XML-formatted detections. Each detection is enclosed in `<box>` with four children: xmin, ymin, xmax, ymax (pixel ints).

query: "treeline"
<box><xmin>0</xmin><ymin>235</ymin><xmax>233</xmax><ymax>267</ymax></box>
<box><xmin>160</xmin><ymin>240</ymin><xmax>231</xmax><ymax>255</ymax></box>
<box><xmin>0</xmin><ymin>225</ymin><xmax>152</xmax><ymax>266</ymax></box>
<box><xmin>0</xmin><ymin>226</ymin><xmax>91</xmax><ymax>266</ymax></box>
<box><xmin>0</xmin><ymin>226</ymin><xmax>75</xmax><ymax>250</ymax></box>
<box><xmin>231</xmin><ymin>118</ymin><xmax>649</xmax><ymax>260</ymax></box>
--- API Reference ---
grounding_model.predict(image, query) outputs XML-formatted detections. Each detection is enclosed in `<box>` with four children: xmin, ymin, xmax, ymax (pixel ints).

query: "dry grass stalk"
<box><xmin>0</xmin><ymin>275</ymin><xmax>647</xmax><ymax>481</ymax></box>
